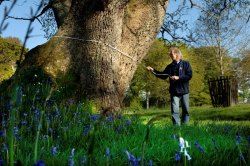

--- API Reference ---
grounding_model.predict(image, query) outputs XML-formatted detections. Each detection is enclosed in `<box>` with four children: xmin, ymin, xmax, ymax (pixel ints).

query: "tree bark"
<box><xmin>10</xmin><ymin>0</ymin><xmax>169</xmax><ymax>113</ymax></box>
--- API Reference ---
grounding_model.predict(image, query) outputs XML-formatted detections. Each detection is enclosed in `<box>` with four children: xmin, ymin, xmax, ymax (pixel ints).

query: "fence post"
<box><xmin>208</xmin><ymin>76</ymin><xmax>238</xmax><ymax>107</ymax></box>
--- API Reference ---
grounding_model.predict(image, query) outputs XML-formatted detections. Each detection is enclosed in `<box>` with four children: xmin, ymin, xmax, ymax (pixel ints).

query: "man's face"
<box><xmin>169</xmin><ymin>51</ymin><xmax>179</xmax><ymax>61</ymax></box>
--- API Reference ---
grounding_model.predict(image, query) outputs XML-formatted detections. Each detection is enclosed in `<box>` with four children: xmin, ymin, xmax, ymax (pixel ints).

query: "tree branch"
<box><xmin>0</xmin><ymin>0</ymin><xmax>11</xmax><ymax>6</ymax></box>
<box><xmin>0</xmin><ymin>0</ymin><xmax>17</xmax><ymax>34</ymax></box>
<box><xmin>6</xmin><ymin>0</ymin><xmax>72</xmax><ymax>28</ymax></box>
<box><xmin>6</xmin><ymin>1</ymin><xmax>52</xmax><ymax>23</ymax></box>
<box><xmin>160</xmin><ymin>27</ymin><xmax>195</xmax><ymax>43</ymax></box>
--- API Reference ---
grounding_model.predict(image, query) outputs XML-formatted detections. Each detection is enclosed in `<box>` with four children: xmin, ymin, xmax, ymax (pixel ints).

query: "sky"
<box><xmin>0</xmin><ymin>0</ymin><xmax>200</xmax><ymax>50</ymax></box>
<box><xmin>0</xmin><ymin>0</ymin><xmax>47</xmax><ymax>49</ymax></box>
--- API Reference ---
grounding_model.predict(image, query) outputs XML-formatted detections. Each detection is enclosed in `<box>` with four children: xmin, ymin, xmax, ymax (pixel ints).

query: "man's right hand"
<box><xmin>146</xmin><ymin>66</ymin><xmax>154</xmax><ymax>72</ymax></box>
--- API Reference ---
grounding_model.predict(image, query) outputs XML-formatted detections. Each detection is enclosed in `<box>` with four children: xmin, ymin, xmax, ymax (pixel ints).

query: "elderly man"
<box><xmin>147</xmin><ymin>47</ymin><xmax>192</xmax><ymax>125</ymax></box>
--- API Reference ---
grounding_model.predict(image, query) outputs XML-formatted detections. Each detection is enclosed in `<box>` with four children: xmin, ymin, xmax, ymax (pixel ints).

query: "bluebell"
<box><xmin>106</xmin><ymin>148</ymin><xmax>110</xmax><ymax>158</ymax></box>
<box><xmin>0</xmin><ymin>131</ymin><xmax>5</xmax><ymax>137</ymax></box>
<box><xmin>236</xmin><ymin>132</ymin><xmax>241</xmax><ymax>144</ymax></box>
<box><xmin>83</xmin><ymin>125</ymin><xmax>91</xmax><ymax>136</ymax></box>
<box><xmin>125</xmin><ymin>150</ymin><xmax>140</xmax><ymax>166</ymax></box>
<box><xmin>51</xmin><ymin>146</ymin><xmax>57</xmax><ymax>156</ymax></box>
<box><xmin>175</xmin><ymin>152</ymin><xmax>181</xmax><ymax>161</ymax></box>
<box><xmin>35</xmin><ymin>160</ymin><xmax>45</xmax><ymax>166</ymax></box>
<box><xmin>194</xmin><ymin>141</ymin><xmax>205</xmax><ymax>153</ymax></box>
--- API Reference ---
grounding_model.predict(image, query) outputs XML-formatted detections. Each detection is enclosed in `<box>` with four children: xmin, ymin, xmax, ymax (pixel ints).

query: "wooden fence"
<box><xmin>208</xmin><ymin>76</ymin><xmax>238</xmax><ymax>107</ymax></box>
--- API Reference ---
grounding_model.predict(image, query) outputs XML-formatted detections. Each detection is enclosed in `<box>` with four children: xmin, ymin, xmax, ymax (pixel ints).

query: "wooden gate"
<box><xmin>208</xmin><ymin>76</ymin><xmax>238</xmax><ymax>107</ymax></box>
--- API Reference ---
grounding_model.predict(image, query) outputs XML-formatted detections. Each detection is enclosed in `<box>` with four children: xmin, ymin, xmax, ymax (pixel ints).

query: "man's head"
<box><xmin>169</xmin><ymin>47</ymin><xmax>182</xmax><ymax>62</ymax></box>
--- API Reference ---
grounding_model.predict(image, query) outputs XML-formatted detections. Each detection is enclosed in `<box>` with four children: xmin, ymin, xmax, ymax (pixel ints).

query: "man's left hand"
<box><xmin>170</xmin><ymin>76</ymin><xmax>179</xmax><ymax>80</ymax></box>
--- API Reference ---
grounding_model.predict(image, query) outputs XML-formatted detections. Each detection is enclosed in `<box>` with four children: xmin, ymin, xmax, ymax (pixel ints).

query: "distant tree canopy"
<box><xmin>238</xmin><ymin>49</ymin><xmax>250</xmax><ymax>100</ymax></box>
<box><xmin>128</xmin><ymin>39</ymin><xmax>237</xmax><ymax>107</ymax></box>
<box><xmin>0</xmin><ymin>37</ymin><xmax>26</xmax><ymax>82</ymax></box>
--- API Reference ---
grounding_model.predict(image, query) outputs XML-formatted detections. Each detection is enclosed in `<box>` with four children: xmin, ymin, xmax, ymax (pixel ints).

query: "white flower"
<box><xmin>184</xmin><ymin>149</ymin><xmax>192</xmax><ymax>160</ymax></box>
<box><xmin>179</xmin><ymin>137</ymin><xmax>185</xmax><ymax>152</ymax></box>
<box><xmin>178</xmin><ymin>137</ymin><xmax>192</xmax><ymax>160</ymax></box>
<box><xmin>179</xmin><ymin>137</ymin><xmax>185</xmax><ymax>148</ymax></box>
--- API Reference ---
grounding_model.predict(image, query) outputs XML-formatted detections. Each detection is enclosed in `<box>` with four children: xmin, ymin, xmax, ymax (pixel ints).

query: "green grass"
<box><xmin>1</xmin><ymin>100</ymin><xmax>250</xmax><ymax>165</ymax></box>
<box><xmin>128</xmin><ymin>104</ymin><xmax>250</xmax><ymax>121</ymax></box>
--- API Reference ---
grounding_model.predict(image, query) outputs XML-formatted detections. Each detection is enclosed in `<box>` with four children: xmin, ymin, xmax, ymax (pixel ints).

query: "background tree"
<box><xmin>0</xmin><ymin>37</ymin><xmax>26</xmax><ymax>82</ymax></box>
<box><xmin>160</xmin><ymin>0</ymin><xmax>197</xmax><ymax>43</ymax></box>
<box><xmin>238</xmin><ymin>49</ymin><xmax>250</xmax><ymax>102</ymax></box>
<box><xmin>194</xmin><ymin>0</ymin><xmax>250</xmax><ymax>76</ymax></box>
<box><xmin>127</xmin><ymin>39</ymin><xmax>170</xmax><ymax>109</ymax></box>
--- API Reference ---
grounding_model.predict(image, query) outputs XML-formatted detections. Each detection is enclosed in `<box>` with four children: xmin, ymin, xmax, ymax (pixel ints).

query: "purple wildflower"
<box><xmin>90</xmin><ymin>114</ymin><xmax>100</xmax><ymax>121</ymax></box>
<box><xmin>106</xmin><ymin>115</ymin><xmax>114</xmax><ymax>123</ymax></box>
<box><xmin>117</xmin><ymin>114</ymin><xmax>122</xmax><ymax>119</ymax></box>
<box><xmin>68</xmin><ymin>148</ymin><xmax>75</xmax><ymax>166</ymax></box>
<box><xmin>35</xmin><ymin>160</ymin><xmax>45</xmax><ymax>166</ymax></box>
<box><xmin>174</xmin><ymin>152</ymin><xmax>181</xmax><ymax>161</ymax></box>
<box><xmin>115</xmin><ymin>125</ymin><xmax>123</xmax><ymax>134</ymax></box>
<box><xmin>1</xmin><ymin>120</ymin><xmax>7</xmax><ymax>128</ymax></box>
<box><xmin>125</xmin><ymin>119</ymin><xmax>132</xmax><ymax>126</ymax></box>
<box><xmin>148</xmin><ymin>160</ymin><xmax>153</xmax><ymax>166</ymax></box>
<box><xmin>33</xmin><ymin>107</ymin><xmax>40</xmax><ymax>119</ymax></box>
<box><xmin>21</xmin><ymin>120</ymin><xmax>27</xmax><ymax>126</ymax></box>
<box><xmin>46</xmin><ymin>99</ymin><xmax>54</xmax><ymax>107</ymax></box>
<box><xmin>0</xmin><ymin>156</ymin><xmax>3</xmax><ymax>165</ymax></box>
<box><xmin>125</xmin><ymin>150</ymin><xmax>140</xmax><ymax>166</ymax></box>
<box><xmin>5</xmin><ymin>100</ymin><xmax>12</xmax><ymax>110</ymax></box>
<box><xmin>194</xmin><ymin>141</ymin><xmax>205</xmax><ymax>153</ymax></box>
<box><xmin>16</xmin><ymin>86</ymin><xmax>23</xmax><ymax>105</ymax></box>
<box><xmin>0</xmin><ymin>131</ymin><xmax>5</xmax><ymax>137</ymax></box>
<box><xmin>67</xmin><ymin>98</ymin><xmax>75</xmax><ymax>105</ymax></box>
<box><xmin>105</xmin><ymin>148</ymin><xmax>110</xmax><ymax>158</ymax></box>
<box><xmin>239</xmin><ymin>152</ymin><xmax>247</xmax><ymax>164</ymax></box>
<box><xmin>83</xmin><ymin>125</ymin><xmax>91</xmax><ymax>136</ymax></box>
<box><xmin>68</xmin><ymin>157</ymin><xmax>74</xmax><ymax>166</ymax></box>
<box><xmin>80</xmin><ymin>155</ymin><xmax>87</xmax><ymax>164</ymax></box>
<box><xmin>51</xmin><ymin>146</ymin><xmax>58</xmax><ymax>156</ymax></box>
<box><xmin>13</xmin><ymin>126</ymin><xmax>19</xmax><ymax>138</ymax></box>
<box><xmin>236</xmin><ymin>132</ymin><xmax>241</xmax><ymax>145</ymax></box>
<box><xmin>53</xmin><ymin>107</ymin><xmax>60</xmax><ymax>118</ymax></box>
<box><xmin>48</xmin><ymin>128</ymin><xmax>53</xmax><ymax>135</ymax></box>
<box><xmin>71</xmin><ymin>148</ymin><xmax>75</xmax><ymax>157</ymax></box>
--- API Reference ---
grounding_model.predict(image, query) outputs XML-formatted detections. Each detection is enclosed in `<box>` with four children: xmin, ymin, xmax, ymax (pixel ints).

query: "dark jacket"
<box><xmin>153</xmin><ymin>60</ymin><xmax>192</xmax><ymax>95</ymax></box>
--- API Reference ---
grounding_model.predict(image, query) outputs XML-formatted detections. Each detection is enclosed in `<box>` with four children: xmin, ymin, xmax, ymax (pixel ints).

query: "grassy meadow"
<box><xmin>0</xmin><ymin>92</ymin><xmax>250</xmax><ymax>166</ymax></box>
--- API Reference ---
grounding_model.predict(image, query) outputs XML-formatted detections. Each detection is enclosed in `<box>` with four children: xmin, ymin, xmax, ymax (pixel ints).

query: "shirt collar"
<box><xmin>172</xmin><ymin>59</ymin><xmax>182</xmax><ymax>64</ymax></box>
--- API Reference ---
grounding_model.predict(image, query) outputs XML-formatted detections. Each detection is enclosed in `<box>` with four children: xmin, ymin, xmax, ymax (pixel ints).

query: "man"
<box><xmin>146</xmin><ymin>47</ymin><xmax>192</xmax><ymax>125</ymax></box>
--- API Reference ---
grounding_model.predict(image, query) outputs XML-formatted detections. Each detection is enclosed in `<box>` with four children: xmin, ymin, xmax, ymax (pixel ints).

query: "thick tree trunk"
<box><xmin>13</xmin><ymin>0</ymin><xmax>169</xmax><ymax>113</ymax></box>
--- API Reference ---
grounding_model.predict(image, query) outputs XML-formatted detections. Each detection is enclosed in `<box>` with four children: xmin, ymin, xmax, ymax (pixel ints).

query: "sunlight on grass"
<box><xmin>0</xmin><ymin>88</ymin><xmax>249</xmax><ymax>165</ymax></box>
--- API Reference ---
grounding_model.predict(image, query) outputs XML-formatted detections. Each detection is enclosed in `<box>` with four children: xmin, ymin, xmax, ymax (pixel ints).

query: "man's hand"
<box><xmin>170</xmin><ymin>76</ymin><xmax>179</xmax><ymax>80</ymax></box>
<box><xmin>146</xmin><ymin>66</ymin><xmax>154</xmax><ymax>72</ymax></box>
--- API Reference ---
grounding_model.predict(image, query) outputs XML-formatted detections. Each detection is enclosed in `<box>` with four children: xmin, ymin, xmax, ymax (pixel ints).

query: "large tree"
<box><xmin>1</xmin><ymin>0</ymin><xmax>169</xmax><ymax>113</ymax></box>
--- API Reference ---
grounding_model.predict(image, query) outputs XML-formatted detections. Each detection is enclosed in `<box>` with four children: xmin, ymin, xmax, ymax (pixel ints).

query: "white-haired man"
<box><xmin>147</xmin><ymin>47</ymin><xmax>192</xmax><ymax>125</ymax></box>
